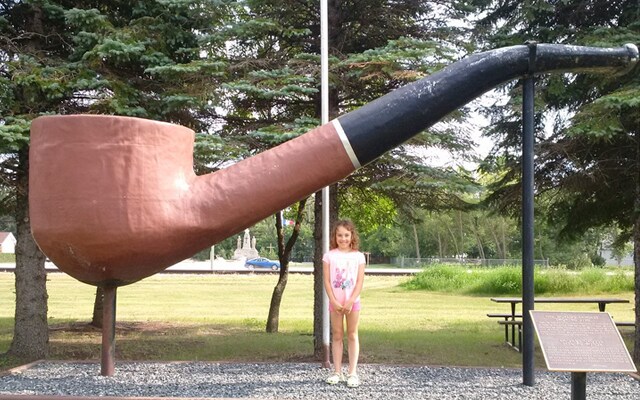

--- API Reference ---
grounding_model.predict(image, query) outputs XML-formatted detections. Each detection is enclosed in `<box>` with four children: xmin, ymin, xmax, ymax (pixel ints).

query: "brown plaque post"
<box><xmin>101</xmin><ymin>286</ymin><xmax>117</xmax><ymax>376</ymax></box>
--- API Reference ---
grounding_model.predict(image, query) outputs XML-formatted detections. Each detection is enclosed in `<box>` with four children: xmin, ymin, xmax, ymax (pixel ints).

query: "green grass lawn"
<box><xmin>0</xmin><ymin>271</ymin><xmax>636</xmax><ymax>371</ymax></box>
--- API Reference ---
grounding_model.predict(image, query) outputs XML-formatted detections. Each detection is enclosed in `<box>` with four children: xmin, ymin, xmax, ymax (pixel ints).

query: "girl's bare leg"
<box><xmin>330</xmin><ymin>310</ymin><xmax>345</xmax><ymax>374</ymax></box>
<box><xmin>345</xmin><ymin>310</ymin><xmax>361</xmax><ymax>375</ymax></box>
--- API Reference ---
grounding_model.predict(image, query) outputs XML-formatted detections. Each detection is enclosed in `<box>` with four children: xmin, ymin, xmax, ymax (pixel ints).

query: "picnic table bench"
<box><xmin>486</xmin><ymin>313</ymin><xmax>523</xmax><ymax>344</ymax></box>
<box><xmin>489</xmin><ymin>297</ymin><xmax>631</xmax><ymax>352</ymax></box>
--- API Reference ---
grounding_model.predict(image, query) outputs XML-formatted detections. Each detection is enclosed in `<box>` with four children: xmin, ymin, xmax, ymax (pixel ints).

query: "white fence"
<box><xmin>391</xmin><ymin>257</ymin><xmax>550</xmax><ymax>268</ymax></box>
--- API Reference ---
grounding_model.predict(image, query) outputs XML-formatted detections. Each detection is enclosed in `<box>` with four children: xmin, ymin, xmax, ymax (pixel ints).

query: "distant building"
<box><xmin>600</xmin><ymin>247</ymin><xmax>633</xmax><ymax>267</ymax></box>
<box><xmin>0</xmin><ymin>232</ymin><xmax>16</xmax><ymax>253</ymax></box>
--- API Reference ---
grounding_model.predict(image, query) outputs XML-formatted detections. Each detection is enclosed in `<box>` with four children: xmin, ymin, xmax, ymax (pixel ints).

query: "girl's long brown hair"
<box><xmin>330</xmin><ymin>219</ymin><xmax>360</xmax><ymax>250</ymax></box>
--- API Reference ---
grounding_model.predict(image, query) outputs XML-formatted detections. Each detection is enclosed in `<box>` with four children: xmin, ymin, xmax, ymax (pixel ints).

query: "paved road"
<box><xmin>0</xmin><ymin>260</ymin><xmax>420</xmax><ymax>276</ymax></box>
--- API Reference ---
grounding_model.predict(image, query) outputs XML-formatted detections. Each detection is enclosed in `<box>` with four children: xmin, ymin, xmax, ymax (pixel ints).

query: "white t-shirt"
<box><xmin>323</xmin><ymin>248</ymin><xmax>366</xmax><ymax>305</ymax></box>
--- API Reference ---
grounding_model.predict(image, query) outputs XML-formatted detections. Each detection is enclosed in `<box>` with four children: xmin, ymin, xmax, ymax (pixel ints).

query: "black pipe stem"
<box><xmin>339</xmin><ymin>44</ymin><xmax>638</xmax><ymax>167</ymax></box>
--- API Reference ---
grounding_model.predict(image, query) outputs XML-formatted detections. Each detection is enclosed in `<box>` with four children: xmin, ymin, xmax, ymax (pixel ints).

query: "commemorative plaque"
<box><xmin>530</xmin><ymin>311</ymin><xmax>636</xmax><ymax>372</ymax></box>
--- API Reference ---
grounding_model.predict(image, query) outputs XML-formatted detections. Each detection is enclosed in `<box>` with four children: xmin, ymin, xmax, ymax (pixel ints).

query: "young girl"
<box><xmin>322</xmin><ymin>219</ymin><xmax>366</xmax><ymax>388</ymax></box>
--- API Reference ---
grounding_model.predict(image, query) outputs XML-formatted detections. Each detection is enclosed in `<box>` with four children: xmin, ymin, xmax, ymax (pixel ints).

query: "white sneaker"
<box><xmin>326</xmin><ymin>372</ymin><xmax>343</xmax><ymax>385</ymax></box>
<box><xmin>346</xmin><ymin>374</ymin><xmax>360</xmax><ymax>388</ymax></box>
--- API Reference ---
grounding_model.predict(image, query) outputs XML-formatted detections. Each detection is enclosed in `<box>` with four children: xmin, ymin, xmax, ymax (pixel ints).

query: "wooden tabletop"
<box><xmin>490</xmin><ymin>297</ymin><xmax>629</xmax><ymax>304</ymax></box>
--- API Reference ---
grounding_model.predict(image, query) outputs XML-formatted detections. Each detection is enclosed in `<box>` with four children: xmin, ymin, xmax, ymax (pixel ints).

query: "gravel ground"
<box><xmin>0</xmin><ymin>361</ymin><xmax>639</xmax><ymax>399</ymax></box>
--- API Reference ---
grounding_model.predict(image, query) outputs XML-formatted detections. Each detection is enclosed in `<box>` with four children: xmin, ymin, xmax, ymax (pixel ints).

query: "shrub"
<box><xmin>590</xmin><ymin>253</ymin><xmax>606</xmax><ymax>267</ymax></box>
<box><xmin>534</xmin><ymin>268</ymin><xmax>579</xmax><ymax>294</ymax></box>
<box><xmin>576</xmin><ymin>268</ymin><xmax>607</xmax><ymax>289</ymax></box>
<box><xmin>400</xmin><ymin>265</ymin><xmax>479</xmax><ymax>291</ymax></box>
<box><xmin>566</xmin><ymin>253</ymin><xmax>592</xmax><ymax>270</ymax></box>
<box><xmin>470</xmin><ymin>267</ymin><xmax>521</xmax><ymax>295</ymax></box>
<box><xmin>401</xmin><ymin>264</ymin><xmax>634</xmax><ymax>295</ymax></box>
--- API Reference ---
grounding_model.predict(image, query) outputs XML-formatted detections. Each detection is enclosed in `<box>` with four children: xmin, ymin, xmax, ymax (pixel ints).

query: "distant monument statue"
<box><xmin>233</xmin><ymin>229</ymin><xmax>259</xmax><ymax>260</ymax></box>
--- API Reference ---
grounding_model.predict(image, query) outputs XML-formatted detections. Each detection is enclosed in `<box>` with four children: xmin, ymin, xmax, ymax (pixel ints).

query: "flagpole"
<box><xmin>320</xmin><ymin>0</ymin><xmax>331</xmax><ymax>368</ymax></box>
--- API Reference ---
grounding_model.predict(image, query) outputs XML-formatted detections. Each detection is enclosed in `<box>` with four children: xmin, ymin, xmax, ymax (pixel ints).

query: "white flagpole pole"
<box><xmin>320</xmin><ymin>0</ymin><xmax>331</xmax><ymax>368</ymax></box>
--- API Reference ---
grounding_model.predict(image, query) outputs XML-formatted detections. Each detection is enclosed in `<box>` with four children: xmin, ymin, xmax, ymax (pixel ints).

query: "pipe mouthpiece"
<box><xmin>624</xmin><ymin>43</ymin><xmax>639</xmax><ymax>63</ymax></box>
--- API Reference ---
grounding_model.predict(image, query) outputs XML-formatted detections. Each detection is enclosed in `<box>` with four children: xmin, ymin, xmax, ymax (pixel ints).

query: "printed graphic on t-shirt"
<box><xmin>333</xmin><ymin>269</ymin><xmax>352</xmax><ymax>290</ymax></box>
<box><xmin>332</xmin><ymin>259</ymin><xmax>355</xmax><ymax>291</ymax></box>
<box><xmin>323</xmin><ymin>249</ymin><xmax>365</xmax><ymax>306</ymax></box>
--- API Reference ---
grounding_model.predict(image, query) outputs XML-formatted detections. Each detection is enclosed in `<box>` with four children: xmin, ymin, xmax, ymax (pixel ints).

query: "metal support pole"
<box><xmin>101</xmin><ymin>285</ymin><xmax>117</xmax><ymax>376</ymax></box>
<box><xmin>210</xmin><ymin>245</ymin><xmax>215</xmax><ymax>272</ymax></box>
<box><xmin>522</xmin><ymin>42</ymin><xmax>537</xmax><ymax>387</ymax></box>
<box><xmin>322</xmin><ymin>185</ymin><xmax>331</xmax><ymax>368</ymax></box>
<box><xmin>571</xmin><ymin>372</ymin><xmax>587</xmax><ymax>400</ymax></box>
<box><xmin>320</xmin><ymin>0</ymin><xmax>331</xmax><ymax>369</ymax></box>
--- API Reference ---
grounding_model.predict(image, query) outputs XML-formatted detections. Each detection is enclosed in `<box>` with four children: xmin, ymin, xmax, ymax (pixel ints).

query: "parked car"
<box><xmin>245</xmin><ymin>257</ymin><xmax>280</xmax><ymax>270</ymax></box>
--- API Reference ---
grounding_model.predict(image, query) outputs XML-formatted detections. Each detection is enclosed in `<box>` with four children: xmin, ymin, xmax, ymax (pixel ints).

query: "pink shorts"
<box><xmin>329</xmin><ymin>301</ymin><xmax>361</xmax><ymax>312</ymax></box>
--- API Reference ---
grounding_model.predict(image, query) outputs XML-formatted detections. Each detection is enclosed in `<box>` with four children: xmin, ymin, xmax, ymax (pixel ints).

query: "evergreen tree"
<box><xmin>471</xmin><ymin>0</ymin><xmax>640</xmax><ymax>361</ymax></box>
<box><xmin>0</xmin><ymin>0</ymin><xmax>230</xmax><ymax>360</ymax></box>
<box><xmin>219</xmin><ymin>0</ymin><xmax>480</xmax><ymax>357</ymax></box>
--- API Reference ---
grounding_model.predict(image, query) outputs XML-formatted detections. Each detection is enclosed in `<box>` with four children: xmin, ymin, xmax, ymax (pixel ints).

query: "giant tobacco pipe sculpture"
<box><xmin>29</xmin><ymin>43</ymin><xmax>638</xmax><ymax>374</ymax></box>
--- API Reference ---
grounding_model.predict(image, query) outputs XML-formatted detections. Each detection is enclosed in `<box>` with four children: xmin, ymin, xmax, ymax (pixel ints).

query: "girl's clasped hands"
<box><xmin>332</xmin><ymin>301</ymin><xmax>353</xmax><ymax>315</ymax></box>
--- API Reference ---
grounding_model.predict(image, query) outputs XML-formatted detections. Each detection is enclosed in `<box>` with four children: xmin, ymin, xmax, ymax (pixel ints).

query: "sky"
<box><xmin>426</xmin><ymin>93</ymin><xmax>498</xmax><ymax>170</ymax></box>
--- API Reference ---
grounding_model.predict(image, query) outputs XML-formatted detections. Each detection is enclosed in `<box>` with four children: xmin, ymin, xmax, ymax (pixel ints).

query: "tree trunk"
<box><xmin>633</xmin><ymin>134</ymin><xmax>640</xmax><ymax>363</ymax></box>
<box><xmin>91</xmin><ymin>286</ymin><xmax>105</xmax><ymax>328</ymax></box>
<box><xmin>412</xmin><ymin>223</ymin><xmax>421</xmax><ymax>260</ymax></box>
<box><xmin>537</xmin><ymin>231</ymin><xmax>545</xmax><ymax>261</ymax></box>
<box><xmin>633</xmin><ymin>209</ymin><xmax>640</xmax><ymax>363</ymax></box>
<box><xmin>267</xmin><ymin>210</ymin><xmax>288</xmax><ymax>333</ymax></box>
<box><xmin>7</xmin><ymin>147</ymin><xmax>49</xmax><ymax>360</ymax></box>
<box><xmin>458</xmin><ymin>211</ymin><xmax>465</xmax><ymax>253</ymax></box>
<box><xmin>266</xmin><ymin>200</ymin><xmax>307</xmax><ymax>333</ymax></box>
<box><xmin>446</xmin><ymin>224</ymin><xmax>459</xmax><ymax>256</ymax></box>
<box><xmin>475</xmin><ymin>234</ymin><xmax>485</xmax><ymax>260</ymax></box>
<box><xmin>473</xmin><ymin>217</ymin><xmax>485</xmax><ymax>260</ymax></box>
<box><xmin>266</xmin><ymin>271</ymin><xmax>288</xmax><ymax>332</ymax></box>
<box><xmin>490</xmin><ymin>228</ymin><xmax>502</xmax><ymax>260</ymax></box>
<box><xmin>312</xmin><ymin>184</ymin><xmax>338</xmax><ymax>359</ymax></box>
<box><xmin>501</xmin><ymin>225</ymin><xmax>508</xmax><ymax>259</ymax></box>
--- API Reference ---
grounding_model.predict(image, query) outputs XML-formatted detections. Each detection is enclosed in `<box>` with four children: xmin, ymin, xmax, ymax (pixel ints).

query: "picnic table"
<box><xmin>488</xmin><ymin>297</ymin><xmax>631</xmax><ymax>351</ymax></box>
<box><xmin>492</xmin><ymin>296</ymin><xmax>630</xmax><ymax>315</ymax></box>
